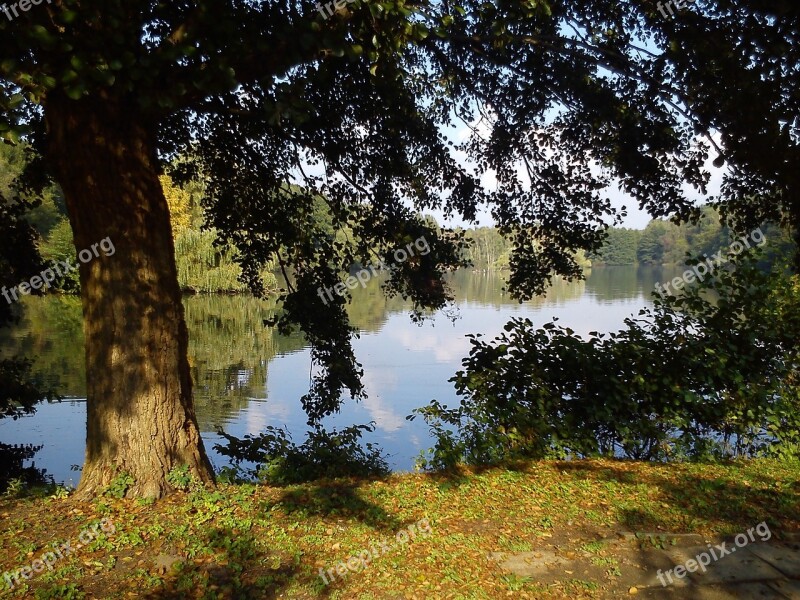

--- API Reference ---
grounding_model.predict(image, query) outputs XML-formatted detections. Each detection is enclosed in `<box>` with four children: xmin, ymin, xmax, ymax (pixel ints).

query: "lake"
<box><xmin>0</xmin><ymin>266</ymin><xmax>682</xmax><ymax>486</ymax></box>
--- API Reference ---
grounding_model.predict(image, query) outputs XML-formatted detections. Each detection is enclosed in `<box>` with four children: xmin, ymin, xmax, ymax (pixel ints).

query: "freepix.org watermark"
<box><xmin>656</xmin><ymin>0</ymin><xmax>696</xmax><ymax>19</ymax></box>
<box><xmin>656</xmin><ymin>521</ymin><xmax>771</xmax><ymax>586</ymax></box>
<box><xmin>315</xmin><ymin>0</ymin><xmax>356</xmax><ymax>19</ymax></box>
<box><xmin>2</xmin><ymin>0</ymin><xmax>52</xmax><ymax>22</ymax></box>
<box><xmin>319</xmin><ymin>518</ymin><xmax>431</xmax><ymax>585</ymax></box>
<box><xmin>2</xmin><ymin>237</ymin><xmax>115</xmax><ymax>305</ymax></box>
<box><xmin>317</xmin><ymin>236</ymin><xmax>430</xmax><ymax>305</ymax></box>
<box><xmin>654</xmin><ymin>228</ymin><xmax>765</xmax><ymax>299</ymax></box>
<box><xmin>3</xmin><ymin>517</ymin><xmax>116</xmax><ymax>590</ymax></box>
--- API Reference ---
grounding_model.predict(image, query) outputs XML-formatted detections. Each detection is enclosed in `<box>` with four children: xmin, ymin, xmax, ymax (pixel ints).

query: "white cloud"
<box><xmin>389</xmin><ymin>327</ymin><xmax>472</xmax><ymax>363</ymax></box>
<box><xmin>360</xmin><ymin>369</ymin><xmax>406</xmax><ymax>432</ymax></box>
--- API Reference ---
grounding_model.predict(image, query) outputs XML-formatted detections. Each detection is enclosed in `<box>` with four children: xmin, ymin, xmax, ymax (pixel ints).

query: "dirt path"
<box><xmin>493</xmin><ymin>531</ymin><xmax>800</xmax><ymax>598</ymax></box>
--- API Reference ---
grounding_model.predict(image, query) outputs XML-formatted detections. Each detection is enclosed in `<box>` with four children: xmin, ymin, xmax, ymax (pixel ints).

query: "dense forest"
<box><xmin>590</xmin><ymin>207</ymin><xmax>795</xmax><ymax>266</ymax></box>
<box><xmin>449</xmin><ymin>209</ymin><xmax>795</xmax><ymax>271</ymax></box>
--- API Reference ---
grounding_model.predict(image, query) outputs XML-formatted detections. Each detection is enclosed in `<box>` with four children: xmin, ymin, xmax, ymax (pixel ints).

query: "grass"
<box><xmin>1</xmin><ymin>458</ymin><xmax>799</xmax><ymax>599</ymax></box>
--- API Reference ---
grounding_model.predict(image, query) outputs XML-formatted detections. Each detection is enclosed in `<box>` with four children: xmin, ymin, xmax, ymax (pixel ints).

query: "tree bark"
<box><xmin>44</xmin><ymin>93</ymin><xmax>215</xmax><ymax>499</ymax></box>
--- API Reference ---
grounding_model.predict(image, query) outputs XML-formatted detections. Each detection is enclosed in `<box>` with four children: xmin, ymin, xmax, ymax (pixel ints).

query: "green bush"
<box><xmin>412</xmin><ymin>251</ymin><xmax>800</xmax><ymax>469</ymax></box>
<box><xmin>214</xmin><ymin>423</ymin><xmax>390</xmax><ymax>484</ymax></box>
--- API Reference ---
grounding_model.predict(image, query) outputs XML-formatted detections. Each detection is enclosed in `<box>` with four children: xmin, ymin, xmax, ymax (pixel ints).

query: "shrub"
<box><xmin>214</xmin><ymin>423</ymin><xmax>390</xmax><ymax>484</ymax></box>
<box><xmin>412</xmin><ymin>252</ymin><xmax>800</xmax><ymax>469</ymax></box>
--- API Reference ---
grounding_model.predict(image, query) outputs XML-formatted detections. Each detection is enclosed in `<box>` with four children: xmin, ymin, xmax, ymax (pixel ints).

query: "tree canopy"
<box><xmin>1</xmin><ymin>0</ymin><xmax>798</xmax><ymax>496</ymax></box>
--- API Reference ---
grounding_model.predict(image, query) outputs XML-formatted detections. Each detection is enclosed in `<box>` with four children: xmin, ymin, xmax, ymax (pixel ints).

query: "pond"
<box><xmin>0</xmin><ymin>265</ymin><xmax>682</xmax><ymax>486</ymax></box>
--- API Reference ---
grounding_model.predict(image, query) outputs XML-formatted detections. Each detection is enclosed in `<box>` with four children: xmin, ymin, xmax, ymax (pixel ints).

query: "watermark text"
<box><xmin>3</xmin><ymin>517</ymin><xmax>116</xmax><ymax>590</ymax></box>
<box><xmin>657</xmin><ymin>521</ymin><xmax>771</xmax><ymax>586</ymax></box>
<box><xmin>319</xmin><ymin>517</ymin><xmax>431</xmax><ymax>585</ymax></box>
<box><xmin>2</xmin><ymin>236</ymin><xmax>115</xmax><ymax>305</ymax></box>
<box><xmin>654</xmin><ymin>228</ymin><xmax>765</xmax><ymax>299</ymax></box>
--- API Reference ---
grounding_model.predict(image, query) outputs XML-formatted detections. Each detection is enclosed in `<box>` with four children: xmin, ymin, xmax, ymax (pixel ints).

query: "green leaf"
<box><xmin>64</xmin><ymin>85</ymin><xmax>85</xmax><ymax>100</ymax></box>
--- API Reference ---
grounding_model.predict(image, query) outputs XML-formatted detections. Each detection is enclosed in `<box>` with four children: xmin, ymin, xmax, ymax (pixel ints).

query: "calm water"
<box><xmin>0</xmin><ymin>266</ymin><xmax>681</xmax><ymax>485</ymax></box>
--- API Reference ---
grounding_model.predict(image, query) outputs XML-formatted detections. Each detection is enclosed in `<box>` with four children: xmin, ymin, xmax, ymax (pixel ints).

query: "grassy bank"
<box><xmin>1</xmin><ymin>459</ymin><xmax>798</xmax><ymax>599</ymax></box>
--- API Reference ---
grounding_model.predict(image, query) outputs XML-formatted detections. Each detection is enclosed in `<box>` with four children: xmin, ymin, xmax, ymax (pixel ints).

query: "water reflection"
<box><xmin>0</xmin><ymin>266</ymin><xmax>681</xmax><ymax>483</ymax></box>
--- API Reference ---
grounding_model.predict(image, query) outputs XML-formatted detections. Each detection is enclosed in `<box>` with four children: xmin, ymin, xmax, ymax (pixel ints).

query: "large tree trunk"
<box><xmin>44</xmin><ymin>93</ymin><xmax>215</xmax><ymax>499</ymax></box>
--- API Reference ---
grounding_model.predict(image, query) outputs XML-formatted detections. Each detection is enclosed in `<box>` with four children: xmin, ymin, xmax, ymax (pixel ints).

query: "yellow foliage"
<box><xmin>160</xmin><ymin>174</ymin><xmax>192</xmax><ymax>236</ymax></box>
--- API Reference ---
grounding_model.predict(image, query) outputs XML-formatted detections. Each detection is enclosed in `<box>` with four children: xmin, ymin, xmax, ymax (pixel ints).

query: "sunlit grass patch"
<box><xmin>0</xmin><ymin>458</ymin><xmax>797</xmax><ymax>598</ymax></box>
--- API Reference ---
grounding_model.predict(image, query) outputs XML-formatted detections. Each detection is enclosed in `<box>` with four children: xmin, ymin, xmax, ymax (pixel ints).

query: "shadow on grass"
<box><xmin>141</xmin><ymin>476</ymin><xmax>417</xmax><ymax>598</ymax></box>
<box><xmin>139</xmin><ymin>524</ymin><xmax>328</xmax><ymax>600</ymax></box>
<box><xmin>416</xmin><ymin>461</ymin><xmax>524</xmax><ymax>490</ymax></box>
<box><xmin>553</xmin><ymin>460</ymin><xmax>800</xmax><ymax>536</ymax></box>
<box><xmin>416</xmin><ymin>458</ymin><xmax>800</xmax><ymax>536</ymax></box>
<box><xmin>262</xmin><ymin>478</ymin><xmax>405</xmax><ymax>532</ymax></box>
<box><xmin>465</xmin><ymin>459</ymin><xmax>800</xmax><ymax>597</ymax></box>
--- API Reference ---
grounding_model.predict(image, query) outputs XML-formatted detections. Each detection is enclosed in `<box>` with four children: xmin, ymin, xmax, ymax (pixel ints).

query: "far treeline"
<box><xmin>450</xmin><ymin>207</ymin><xmax>796</xmax><ymax>271</ymax></box>
<box><xmin>590</xmin><ymin>206</ymin><xmax>796</xmax><ymax>267</ymax></box>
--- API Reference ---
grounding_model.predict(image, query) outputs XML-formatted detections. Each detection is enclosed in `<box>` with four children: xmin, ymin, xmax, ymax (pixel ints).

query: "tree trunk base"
<box><xmin>74</xmin><ymin>457</ymin><xmax>215</xmax><ymax>500</ymax></box>
<box><xmin>45</xmin><ymin>94</ymin><xmax>217</xmax><ymax>500</ymax></box>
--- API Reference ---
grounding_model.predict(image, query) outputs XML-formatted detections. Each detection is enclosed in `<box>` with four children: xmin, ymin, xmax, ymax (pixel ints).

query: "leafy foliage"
<box><xmin>462</xmin><ymin>227</ymin><xmax>512</xmax><ymax>270</ymax></box>
<box><xmin>2</xmin><ymin>0</ymin><xmax>799</xmax><ymax>426</ymax></box>
<box><xmin>214</xmin><ymin>423</ymin><xmax>390</xmax><ymax>485</ymax></box>
<box><xmin>104</xmin><ymin>472</ymin><xmax>135</xmax><ymax>499</ymax></box>
<box><xmin>0</xmin><ymin>143</ymin><xmax>59</xmax><ymax>421</ymax></box>
<box><xmin>165</xmin><ymin>465</ymin><xmax>195</xmax><ymax>491</ymax></box>
<box><xmin>413</xmin><ymin>251</ymin><xmax>800</xmax><ymax>469</ymax></box>
<box><xmin>38</xmin><ymin>217</ymin><xmax>80</xmax><ymax>291</ymax></box>
<box><xmin>174</xmin><ymin>227</ymin><xmax>278</xmax><ymax>294</ymax></box>
<box><xmin>594</xmin><ymin>209</ymin><xmax>796</xmax><ymax>267</ymax></box>
<box><xmin>160</xmin><ymin>174</ymin><xmax>192</xmax><ymax>237</ymax></box>
<box><xmin>0</xmin><ymin>442</ymin><xmax>51</xmax><ymax>494</ymax></box>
